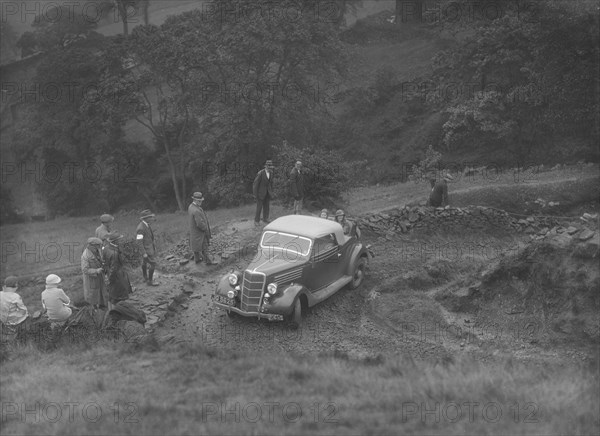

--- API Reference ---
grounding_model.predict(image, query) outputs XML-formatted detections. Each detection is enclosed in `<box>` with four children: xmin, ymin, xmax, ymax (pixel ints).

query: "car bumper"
<box><xmin>211</xmin><ymin>298</ymin><xmax>285</xmax><ymax>321</ymax></box>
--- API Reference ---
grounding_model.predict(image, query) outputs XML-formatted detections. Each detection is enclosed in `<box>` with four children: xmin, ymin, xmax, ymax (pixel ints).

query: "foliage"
<box><xmin>433</xmin><ymin>0</ymin><xmax>599</xmax><ymax>161</ymax></box>
<box><xmin>89</xmin><ymin>0</ymin><xmax>349</xmax><ymax>210</ymax></box>
<box><xmin>411</xmin><ymin>144</ymin><xmax>443</xmax><ymax>181</ymax></box>
<box><xmin>271</xmin><ymin>141</ymin><xmax>364</xmax><ymax>209</ymax></box>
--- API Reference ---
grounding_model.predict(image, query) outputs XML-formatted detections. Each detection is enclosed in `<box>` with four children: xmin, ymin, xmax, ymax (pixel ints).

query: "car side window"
<box><xmin>312</xmin><ymin>234</ymin><xmax>338</xmax><ymax>258</ymax></box>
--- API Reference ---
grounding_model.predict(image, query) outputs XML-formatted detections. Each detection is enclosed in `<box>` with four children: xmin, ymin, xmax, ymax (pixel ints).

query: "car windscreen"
<box><xmin>260</xmin><ymin>231</ymin><xmax>312</xmax><ymax>257</ymax></box>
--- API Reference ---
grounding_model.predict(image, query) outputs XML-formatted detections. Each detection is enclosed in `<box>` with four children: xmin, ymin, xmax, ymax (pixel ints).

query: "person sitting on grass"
<box><xmin>0</xmin><ymin>276</ymin><xmax>29</xmax><ymax>328</ymax></box>
<box><xmin>41</xmin><ymin>274</ymin><xmax>72</xmax><ymax>325</ymax></box>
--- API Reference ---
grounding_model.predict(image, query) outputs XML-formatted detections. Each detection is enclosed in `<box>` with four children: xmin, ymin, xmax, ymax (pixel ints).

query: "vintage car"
<box><xmin>211</xmin><ymin>215</ymin><xmax>371</xmax><ymax>325</ymax></box>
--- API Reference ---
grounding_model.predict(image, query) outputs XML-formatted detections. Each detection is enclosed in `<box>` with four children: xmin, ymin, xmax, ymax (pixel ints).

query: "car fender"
<box><xmin>346</xmin><ymin>244</ymin><xmax>369</xmax><ymax>276</ymax></box>
<box><xmin>264</xmin><ymin>284</ymin><xmax>309</xmax><ymax>316</ymax></box>
<box><xmin>214</xmin><ymin>274</ymin><xmax>233</xmax><ymax>296</ymax></box>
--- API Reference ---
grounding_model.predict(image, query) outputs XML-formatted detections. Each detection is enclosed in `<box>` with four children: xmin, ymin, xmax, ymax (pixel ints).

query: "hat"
<box><xmin>46</xmin><ymin>274</ymin><xmax>61</xmax><ymax>285</ymax></box>
<box><xmin>107</xmin><ymin>232</ymin><xmax>123</xmax><ymax>243</ymax></box>
<box><xmin>87</xmin><ymin>237</ymin><xmax>102</xmax><ymax>246</ymax></box>
<box><xmin>140</xmin><ymin>209</ymin><xmax>155</xmax><ymax>220</ymax></box>
<box><xmin>191</xmin><ymin>192</ymin><xmax>204</xmax><ymax>201</ymax></box>
<box><xmin>100</xmin><ymin>214</ymin><xmax>114</xmax><ymax>223</ymax></box>
<box><xmin>4</xmin><ymin>276</ymin><xmax>18</xmax><ymax>287</ymax></box>
<box><xmin>335</xmin><ymin>209</ymin><xmax>345</xmax><ymax>217</ymax></box>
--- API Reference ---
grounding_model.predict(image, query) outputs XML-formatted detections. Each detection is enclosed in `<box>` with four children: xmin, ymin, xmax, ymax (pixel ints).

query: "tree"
<box><xmin>91</xmin><ymin>1</ymin><xmax>349</xmax><ymax>209</ymax></box>
<box><xmin>0</xmin><ymin>21</ymin><xmax>19</xmax><ymax>63</ymax></box>
<box><xmin>432</xmin><ymin>0</ymin><xmax>599</xmax><ymax>161</ymax></box>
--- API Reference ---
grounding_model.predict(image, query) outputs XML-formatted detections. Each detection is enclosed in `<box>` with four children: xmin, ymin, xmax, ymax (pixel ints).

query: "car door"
<box><xmin>304</xmin><ymin>234</ymin><xmax>340</xmax><ymax>291</ymax></box>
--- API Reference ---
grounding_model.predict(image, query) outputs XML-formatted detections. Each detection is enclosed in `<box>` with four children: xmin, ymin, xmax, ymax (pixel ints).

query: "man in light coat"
<box><xmin>289</xmin><ymin>160</ymin><xmax>304</xmax><ymax>215</ymax></box>
<box><xmin>136</xmin><ymin>209</ymin><xmax>158</xmax><ymax>286</ymax></box>
<box><xmin>81</xmin><ymin>237</ymin><xmax>107</xmax><ymax>308</ymax></box>
<box><xmin>188</xmin><ymin>192</ymin><xmax>214</xmax><ymax>265</ymax></box>
<box><xmin>253</xmin><ymin>159</ymin><xmax>275</xmax><ymax>226</ymax></box>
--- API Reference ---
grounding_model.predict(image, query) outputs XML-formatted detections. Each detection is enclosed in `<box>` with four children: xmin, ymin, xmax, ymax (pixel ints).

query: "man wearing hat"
<box><xmin>81</xmin><ymin>237</ymin><xmax>107</xmax><ymax>308</ymax></box>
<box><xmin>188</xmin><ymin>192</ymin><xmax>215</xmax><ymax>265</ymax></box>
<box><xmin>428</xmin><ymin>171</ymin><xmax>453</xmax><ymax>208</ymax></box>
<box><xmin>136</xmin><ymin>210</ymin><xmax>158</xmax><ymax>286</ymax></box>
<box><xmin>253</xmin><ymin>159</ymin><xmax>275</xmax><ymax>226</ymax></box>
<box><xmin>103</xmin><ymin>232</ymin><xmax>132</xmax><ymax>304</ymax></box>
<box><xmin>41</xmin><ymin>274</ymin><xmax>72</xmax><ymax>323</ymax></box>
<box><xmin>95</xmin><ymin>214</ymin><xmax>114</xmax><ymax>245</ymax></box>
<box><xmin>0</xmin><ymin>276</ymin><xmax>29</xmax><ymax>326</ymax></box>
<box><xmin>334</xmin><ymin>209</ymin><xmax>352</xmax><ymax>234</ymax></box>
<box><xmin>289</xmin><ymin>160</ymin><xmax>304</xmax><ymax>215</ymax></box>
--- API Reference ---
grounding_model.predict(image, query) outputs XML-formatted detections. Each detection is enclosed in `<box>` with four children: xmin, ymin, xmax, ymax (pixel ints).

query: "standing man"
<box><xmin>289</xmin><ymin>160</ymin><xmax>304</xmax><ymax>215</ymax></box>
<box><xmin>95</xmin><ymin>214</ymin><xmax>114</xmax><ymax>245</ymax></box>
<box><xmin>81</xmin><ymin>237</ymin><xmax>107</xmax><ymax>308</ymax></box>
<box><xmin>136</xmin><ymin>210</ymin><xmax>158</xmax><ymax>286</ymax></box>
<box><xmin>253</xmin><ymin>159</ymin><xmax>275</xmax><ymax>226</ymax></box>
<box><xmin>428</xmin><ymin>172</ymin><xmax>453</xmax><ymax>207</ymax></box>
<box><xmin>188</xmin><ymin>192</ymin><xmax>215</xmax><ymax>265</ymax></box>
<box><xmin>103</xmin><ymin>232</ymin><xmax>132</xmax><ymax>307</ymax></box>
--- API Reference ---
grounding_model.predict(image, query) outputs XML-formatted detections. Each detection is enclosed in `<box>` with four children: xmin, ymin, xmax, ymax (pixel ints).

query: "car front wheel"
<box><xmin>290</xmin><ymin>298</ymin><xmax>302</xmax><ymax>329</ymax></box>
<box><xmin>349</xmin><ymin>257</ymin><xmax>367</xmax><ymax>289</ymax></box>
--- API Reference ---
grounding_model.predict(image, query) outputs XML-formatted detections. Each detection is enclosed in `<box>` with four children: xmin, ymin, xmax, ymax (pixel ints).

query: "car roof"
<box><xmin>263</xmin><ymin>215</ymin><xmax>344</xmax><ymax>240</ymax></box>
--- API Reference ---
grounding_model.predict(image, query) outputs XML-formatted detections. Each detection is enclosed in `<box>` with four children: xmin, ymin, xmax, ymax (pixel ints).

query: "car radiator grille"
<box><xmin>241</xmin><ymin>271</ymin><xmax>266</xmax><ymax>313</ymax></box>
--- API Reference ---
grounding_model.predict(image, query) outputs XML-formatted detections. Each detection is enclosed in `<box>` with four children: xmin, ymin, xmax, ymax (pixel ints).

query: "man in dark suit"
<box><xmin>289</xmin><ymin>160</ymin><xmax>304</xmax><ymax>214</ymax></box>
<box><xmin>136</xmin><ymin>209</ymin><xmax>158</xmax><ymax>286</ymax></box>
<box><xmin>188</xmin><ymin>192</ymin><xmax>214</xmax><ymax>265</ymax></box>
<box><xmin>253</xmin><ymin>159</ymin><xmax>275</xmax><ymax>226</ymax></box>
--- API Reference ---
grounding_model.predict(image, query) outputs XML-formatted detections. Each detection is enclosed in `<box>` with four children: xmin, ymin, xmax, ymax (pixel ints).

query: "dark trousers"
<box><xmin>193</xmin><ymin>237</ymin><xmax>210</xmax><ymax>263</ymax></box>
<box><xmin>254</xmin><ymin>195</ymin><xmax>270</xmax><ymax>223</ymax></box>
<box><xmin>141</xmin><ymin>256</ymin><xmax>156</xmax><ymax>281</ymax></box>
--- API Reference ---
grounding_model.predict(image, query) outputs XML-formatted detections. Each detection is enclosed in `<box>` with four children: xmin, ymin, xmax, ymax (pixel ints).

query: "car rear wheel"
<box><xmin>349</xmin><ymin>257</ymin><xmax>367</xmax><ymax>289</ymax></box>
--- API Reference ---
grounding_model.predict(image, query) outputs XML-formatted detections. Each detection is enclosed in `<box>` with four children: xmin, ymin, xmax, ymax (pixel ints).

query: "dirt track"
<box><xmin>156</xmin><ymin>227</ymin><xmax>597</xmax><ymax>366</ymax></box>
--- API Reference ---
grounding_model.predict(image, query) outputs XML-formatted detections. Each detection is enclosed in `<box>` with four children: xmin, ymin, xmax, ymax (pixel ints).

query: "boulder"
<box><xmin>577</xmin><ymin>229</ymin><xmax>595</xmax><ymax>241</ymax></box>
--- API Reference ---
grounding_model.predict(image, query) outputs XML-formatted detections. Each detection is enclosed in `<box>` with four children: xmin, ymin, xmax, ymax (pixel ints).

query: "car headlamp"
<box><xmin>228</xmin><ymin>273</ymin><xmax>239</xmax><ymax>286</ymax></box>
<box><xmin>267</xmin><ymin>283</ymin><xmax>278</xmax><ymax>295</ymax></box>
<box><xmin>227</xmin><ymin>290</ymin><xmax>236</xmax><ymax>299</ymax></box>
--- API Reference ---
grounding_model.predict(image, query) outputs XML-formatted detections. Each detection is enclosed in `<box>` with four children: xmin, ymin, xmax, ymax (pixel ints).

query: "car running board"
<box><xmin>309</xmin><ymin>275</ymin><xmax>353</xmax><ymax>307</ymax></box>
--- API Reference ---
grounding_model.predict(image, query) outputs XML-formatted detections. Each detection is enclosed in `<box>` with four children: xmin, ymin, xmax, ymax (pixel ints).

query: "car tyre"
<box><xmin>349</xmin><ymin>257</ymin><xmax>367</xmax><ymax>289</ymax></box>
<box><xmin>290</xmin><ymin>298</ymin><xmax>302</xmax><ymax>329</ymax></box>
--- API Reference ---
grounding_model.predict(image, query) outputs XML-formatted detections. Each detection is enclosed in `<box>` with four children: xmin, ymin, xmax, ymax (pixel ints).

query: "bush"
<box><xmin>272</xmin><ymin>142</ymin><xmax>365</xmax><ymax>210</ymax></box>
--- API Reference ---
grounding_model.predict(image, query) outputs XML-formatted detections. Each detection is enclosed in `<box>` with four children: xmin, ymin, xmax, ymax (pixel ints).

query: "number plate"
<box><xmin>212</xmin><ymin>294</ymin><xmax>234</xmax><ymax>306</ymax></box>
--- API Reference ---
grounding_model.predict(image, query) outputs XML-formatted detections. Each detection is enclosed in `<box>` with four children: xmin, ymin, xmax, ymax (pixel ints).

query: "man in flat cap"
<box><xmin>136</xmin><ymin>210</ymin><xmax>158</xmax><ymax>286</ymax></box>
<box><xmin>253</xmin><ymin>159</ymin><xmax>275</xmax><ymax>226</ymax></box>
<box><xmin>95</xmin><ymin>214</ymin><xmax>114</xmax><ymax>245</ymax></box>
<box><xmin>188</xmin><ymin>192</ymin><xmax>215</xmax><ymax>265</ymax></box>
<box><xmin>0</xmin><ymin>276</ymin><xmax>29</xmax><ymax>327</ymax></box>
<box><xmin>81</xmin><ymin>237</ymin><xmax>107</xmax><ymax>308</ymax></box>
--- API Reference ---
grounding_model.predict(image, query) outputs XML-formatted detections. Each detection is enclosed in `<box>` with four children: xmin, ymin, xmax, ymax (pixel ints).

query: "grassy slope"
<box><xmin>1</xmin><ymin>341</ymin><xmax>597</xmax><ymax>435</ymax></box>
